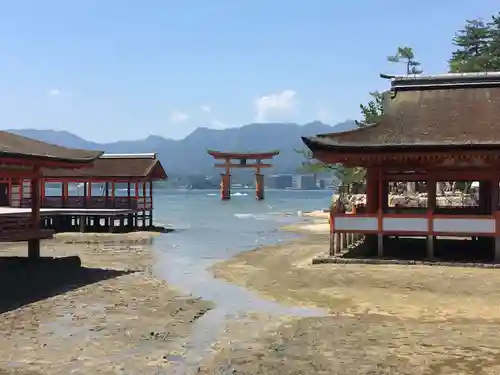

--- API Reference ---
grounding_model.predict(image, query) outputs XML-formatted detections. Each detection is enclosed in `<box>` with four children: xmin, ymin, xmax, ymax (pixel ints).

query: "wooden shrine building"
<box><xmin>302</xmin><ymin>72</ymin><xmax>500</xmax><ymax>262</ymax></box>
<box><xmin>39</xmin><ymin>153</ymin><xmax>167</xmax><ymax>232</ymax></box>
<box><xmin>0</xmin><ymin>131</ymin><xmax>102</xmax><ymax>258</ymax></box>
<box><xmin>207</xmin><ymin>150</ymin><xmax>279</xmax><ymax>200</ymax></box>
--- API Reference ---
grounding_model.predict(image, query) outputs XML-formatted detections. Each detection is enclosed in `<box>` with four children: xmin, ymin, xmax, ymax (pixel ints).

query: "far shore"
<box><xmin>0</xmin><ymin>231</ymin><xmax>214</xmax><ymax>374</ymax></box>
<box><xmin>198</xmin><ymin>218</ymin><xmax>500</xmax><ymax>374</ymax></box>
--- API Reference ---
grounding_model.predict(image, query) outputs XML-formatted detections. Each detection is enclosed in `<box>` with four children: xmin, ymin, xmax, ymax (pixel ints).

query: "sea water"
<box><xmin>153</xmin><ymin>188</ymin><xmax>331</xmax><ymax>258</ymax></box>
<box><xmin>151</xmin><ymin>188</ymin><xmax>331</xmax><ymax>372</ymax></box>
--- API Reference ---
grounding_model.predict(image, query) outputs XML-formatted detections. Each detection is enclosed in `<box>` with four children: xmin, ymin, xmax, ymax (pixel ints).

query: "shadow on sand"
<box><xmin>0</xmin><ymin>256</ymin><xmax>133</xmax><ymax>314</ymax></box>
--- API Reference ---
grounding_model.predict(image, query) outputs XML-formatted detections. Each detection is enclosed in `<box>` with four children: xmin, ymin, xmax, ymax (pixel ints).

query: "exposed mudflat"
<box><xmin>202</xmin><ymin>233</ymin><xmax>500</xmax><ymax>374</ymax></box>
<box><xmin>0</xmin><ymin>233</ymin><xmax>214</xmax><ymax>375</ymax></box>
<box><xmin>6</xmin><ymin>227</ymin><xmax>500</xmax><ymax>374</ymax></box>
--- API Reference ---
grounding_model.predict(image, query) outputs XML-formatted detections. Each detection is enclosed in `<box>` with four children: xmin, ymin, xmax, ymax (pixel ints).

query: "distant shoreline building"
<box><xmin>292</xmin><ymin>174</ymin><xmax>318</xmax><ymax>190</ymax></box>
<box><xmin>267</xmin><ymin>174</ymin><xmax>293</xmax><ymax>189</ymax></box>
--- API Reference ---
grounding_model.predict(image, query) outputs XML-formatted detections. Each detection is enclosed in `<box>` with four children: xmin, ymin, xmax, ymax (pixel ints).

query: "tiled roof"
<box><xmin>303</xmin><ymin>72</ymin><xmax>500</xmax><ymax>152</ymax></box>
<box><xmin>0</xmin><ymin>131</ymin><xmax>103</xmax><ymax>162</ymax></box>
<box><xmin>42</xmin><ymin>153</ymin><xmax>167</xmax><ymax>180</ymax></box>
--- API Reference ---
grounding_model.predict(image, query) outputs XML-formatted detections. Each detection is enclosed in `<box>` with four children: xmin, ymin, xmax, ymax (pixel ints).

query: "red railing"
<box><xmin>329</xmin><ymin>211</ymin><xmax>499</xmax><ymax>237</ymax></box>
<box><xmin>37</xmin><ymin>196</ymin><xmax>153</xmax><ymax>210</ymax></box>
<box><xmin>328</xmin><ymin>210</ymin><xmax>500</xmax><ymax>255</ymax></box>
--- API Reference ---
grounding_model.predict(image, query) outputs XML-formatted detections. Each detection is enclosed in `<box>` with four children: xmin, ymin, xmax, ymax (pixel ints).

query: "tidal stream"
<box><xmin>153</xmin><ymin>233</ymin><xmax>327</xmax><ymax>375</ymax></box>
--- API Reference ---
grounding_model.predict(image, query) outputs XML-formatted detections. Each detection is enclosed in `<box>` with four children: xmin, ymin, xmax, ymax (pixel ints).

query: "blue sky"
<box><xmin>0</xmin><ymin>0</ymin><xmax>498</xmax><ymax>142</ymax></box>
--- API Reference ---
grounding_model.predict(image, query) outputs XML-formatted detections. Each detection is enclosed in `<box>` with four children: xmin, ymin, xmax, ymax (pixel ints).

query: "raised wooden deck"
<box><xmin>19</xmin><ymin>196</ymin><xmax>152</xmax><ymax>210</ymax></box>
<box><xmin>0</xmin><ymin>207</ymin><xmax>153</xmax><ymax>234</ymax></box>
<box><xmin>0</xmin><ymin>207</ymin><xmax>137</xmax><ymax>216</ymax></box>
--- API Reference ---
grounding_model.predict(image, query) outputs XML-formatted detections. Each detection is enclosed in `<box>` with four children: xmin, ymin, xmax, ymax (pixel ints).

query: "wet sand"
<box><xmin>203</xmin><ymin>229</ymin><xmax>500</xmax><ymax>374</ymax></box>
<box><xmin>0</xmin><ymin>232</ymin><xmax>214</xmax><ymax>375</ymax></box>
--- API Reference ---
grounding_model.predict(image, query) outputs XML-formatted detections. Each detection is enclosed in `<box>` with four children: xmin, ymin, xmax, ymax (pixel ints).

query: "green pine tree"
<box><xmin>487</xmin><ymin>13</ymin><xmax>500</xmax><ymax>70</ymax></box>
<box><xmin>357</xmin><ymin>91</ymin><xmax>384</xmax><ymax>127</ymax></box>
<box><xmin>387</xmin><ymin>46</ymin><xmax>423</xmax><ymax>75</ymax></box>
<box><xmin>449</xmin><ymin>19</ymin><xmax>492</xmax><ymax>72</ymax></box>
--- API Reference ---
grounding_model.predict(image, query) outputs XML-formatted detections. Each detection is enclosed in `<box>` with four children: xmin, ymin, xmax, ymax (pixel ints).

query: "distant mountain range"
<box><xmin>7</xmin><ymin>120</ymin><xmax>356</xmax><ymax>176</ymax></box>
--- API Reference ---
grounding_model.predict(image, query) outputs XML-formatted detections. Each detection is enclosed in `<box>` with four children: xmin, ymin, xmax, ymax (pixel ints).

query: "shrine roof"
<box><xmin>42</xmin><ymin>153</ymin><xmax>167</xmax><ymax>180</ymax></box>
<box><xmin>207</xmin><ymin>149</ymin><xmax>280</xmax><ymax>159</ymax></box>
<box><xmin>302</xmin><ymin>72</ymin><xmax>500</xmax><ymax>153</ymax></box>
<box><xmin>0</xmin><ymin>131</ymin><xmax>103</xmax><ymax>164</ymax></box>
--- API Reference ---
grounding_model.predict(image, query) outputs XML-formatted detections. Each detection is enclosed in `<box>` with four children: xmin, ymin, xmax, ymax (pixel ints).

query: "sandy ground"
<box><xmin>284</xmin><ymin>210</ymin><xmax>330</xmax><ymax>234</ymax></box>
<box><xmin>0</xmin><ymin>232</ymin><xmax>214</xmax><ymax>375</ymax></box>
<box><xmin>301</xmin><ymin>210</ymin><xmax>329</xmax><ymax>219</ymax></box>
<box><xmin>201</xmin><ymin>231</ymin><xmax>500</xmax><ymax>374</ymax></box>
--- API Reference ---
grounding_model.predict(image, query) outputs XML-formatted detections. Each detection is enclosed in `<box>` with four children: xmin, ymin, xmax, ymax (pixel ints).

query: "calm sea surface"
<box><xmin>151</xmin><ymin>187</ymin><xmax>329</xmax><ymax>312</ymax></box>
<box><xmin>153</xmin><ymin>187</ymin><xmax>332</xmax><ymax>262</ymax></box>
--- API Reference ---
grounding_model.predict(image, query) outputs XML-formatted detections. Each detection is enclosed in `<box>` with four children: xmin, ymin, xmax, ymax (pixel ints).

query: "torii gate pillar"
<box><xmin>220</xmin><ymin>173</ymin><xmax>231</xmax><ymax>200</ymax></box>
<box><xmin>255</xmin><ymin>173</ymin><xmax>264</xmax><ymax>200</ymax></box>
<box><xmin>207</xmin><ymin>150</ymin><xmax>279</xmax><ymax>201</ymax></box>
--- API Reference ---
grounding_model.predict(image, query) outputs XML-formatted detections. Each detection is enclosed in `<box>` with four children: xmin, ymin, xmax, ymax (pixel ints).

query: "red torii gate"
<box><xmin>207</xmin><ymin>150</ymin><xmax>279</xmax><ymax>200</ymax></box>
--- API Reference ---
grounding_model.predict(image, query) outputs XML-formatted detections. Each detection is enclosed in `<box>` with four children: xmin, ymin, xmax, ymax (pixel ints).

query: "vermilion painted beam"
<box><xmin>384</xmin><ymin>170</ymin><xmax>499</xmax><ymax>181</ymax></box>
<box><xmin>42</xmin><ymin>178</ymin><xmax>151</xmax><ymax>183</ymax></box>
<box><xmin>312</xmin><ymin>149</ymin><xmax>500</xmax><ymax>167</ymax></box>
<box><xmin>213</xmin><ymin>163</ymin><xmax>273</xmax><ymax>168</ymax></box>
<box><xmin>0</xmin><ymin>170</ymin><xmax>38</xmax><ymax>178</ymax></box>
<box><xmin>207</xmin><ymin>150</ymin><xmax>279</xmax><ymax>160</ymax></box>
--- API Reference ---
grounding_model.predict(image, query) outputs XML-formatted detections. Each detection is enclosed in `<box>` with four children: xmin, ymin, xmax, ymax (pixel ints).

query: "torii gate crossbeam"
<box><xmin>207</xmin><ymin>150</ymin><xmax>279</xmax><ymax>200</ymax></box>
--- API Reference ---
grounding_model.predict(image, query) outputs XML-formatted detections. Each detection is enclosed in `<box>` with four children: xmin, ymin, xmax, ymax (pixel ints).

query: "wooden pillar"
<box><xmin>427</xmin><ymin>173</ymin><xmax>437</xmax><ymax>259</ymax></box>
<box><xmin>127</xmin><ymin>182</ymin><xmax>131</xmax><ymax>208</ymax></box>
<box><xmin>109</xmin><ymin>216</ymin><xmax>115</xmax><ymax>233</ymax></box>
<box><xmin>149</xmin><ymin>180</ymin><xmax>154</xmax><ymax>227</ymax></box>
<box><xmin>220</xmin><ymin>173</ymin><xmax>230</xmax><ymax>200</ymax></box>
<box><xmin>255</xmin><ymin>173</ymin><xmax>264</xmax><ymax>200</ymax></box>
<box><xmin>377</xmin><ymin>168</ymin><xmax>384</xmax><ymax>257</ymax></box>
<box><xmin>62</xmin><ymin>181</ymin><xmax>68</xmax><ymax>208</ymax></box>
<box><xmin>79</xmin><ymin>215</ymin><xmax>85</xmax><ymax>232</ymax></box>
<box><xmin>28</xmin><ymin>166</ymin><xmax>41</xmax><ymax>259</ymax></box>
<box><xmin>479</xmin><ymin>181</ymin><xmax>492</xmax><ymax>214</ymax></box>
<box><xmin>366</xmin><ymin>168</ymin><xmax>378</xmax><ymax>214</ymax></box>
<box><xmin>126</xmin><ymin>181</ymin><xmax>133</xmax><ymax>227</ymax></box>
<box><xmin>361</xmin><ymin>168</ymin><xmax>379</xmax><ymax>254</ymax></box>
<box><xmin>7</xmin><ymin>178</ymin><xmax>12</xmax><ymax>206</ymax></box>
<box><xmin>491</xmin><ymin>180</ymin><xmax>499</xmax><ymax>213</ymax></box>
<box><xmin>329</xmin><ymin>211</ymin><xmax>335</xmax><ymax>256</ymax></box>
<box><xmin>40</xmin><ymin>178</ymin><xmax>45</xmax><ymax>207</ymax></box>
<box><xmin>18</xmin><ymin>178</ymin><xmax>23</xmax><ymax>207</ymax></box>
<box><xmin>104</xmin><ymin>181</ymin><xmax>109</xmax><ymax>207</ymax></box>
<box><xmin>142</xmin><ymin>180</ymin><xmax>147</xmax><ymax>227</ymax></box>
<box><xmin>134</xmin><ymin>181</ymin><xmax>139</xmax><ymax>211</ymax></box>
<box><xmin>85</xmin><ymin>181</ymin><xmax>92</xmax><ymax>208</ymax></box>
<box><xmin>111</xmin><ymin>181</ymin><xmax>115</xmax><ymax>208</ymax></box>
<box><xmin>491</xmin><ymin>179</ymin><xmax>500</xmax><ymax>262</ymax></box>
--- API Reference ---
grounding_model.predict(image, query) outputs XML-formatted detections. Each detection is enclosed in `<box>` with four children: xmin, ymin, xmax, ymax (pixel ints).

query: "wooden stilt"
<box><xmin>29</xmin><ymin>168</ymin><xmax>41</xmax><ymax>260</ymax></box>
